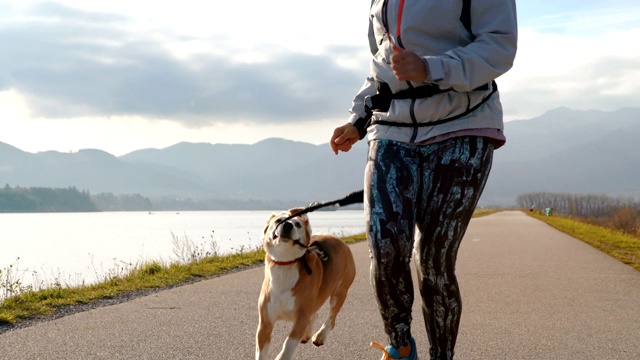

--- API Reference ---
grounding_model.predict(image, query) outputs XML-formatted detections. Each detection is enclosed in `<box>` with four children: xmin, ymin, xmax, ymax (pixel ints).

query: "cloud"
<box><xmin>498</xmin><ymin>25</ymin><xmax>640</xmax><ymax>120</ymax></box>
<box><xmin>0</xmin><ymin>2</ymin><xmax>365</xmax><ymax>126</ymax></box>
<box><xmin>522</xmin><ymin>2</ymin><xmax>640</xmax><ymax>35</ymax></box>
<box><xmin>3</xmin><ymin>1</ymin><xmax>640</xmax><ymax>128</ymax></box>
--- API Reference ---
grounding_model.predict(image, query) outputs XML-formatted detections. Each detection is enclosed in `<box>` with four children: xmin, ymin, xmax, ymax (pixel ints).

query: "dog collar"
<box><xmin>270</xmin><ymin>254</ymin><xmax>313</xmax><ymax>275</ymax></box>
<box><xmin>270</xmin><ymin>256</ymin><xmax>302</xmax><ymax>266</ymax></box>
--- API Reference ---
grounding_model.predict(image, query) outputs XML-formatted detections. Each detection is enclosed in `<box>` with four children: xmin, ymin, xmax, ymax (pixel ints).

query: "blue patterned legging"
<box><xmin>365</xmin><ymin>136</ymin><xmax>494</xmax><ymax>360</ymax></box>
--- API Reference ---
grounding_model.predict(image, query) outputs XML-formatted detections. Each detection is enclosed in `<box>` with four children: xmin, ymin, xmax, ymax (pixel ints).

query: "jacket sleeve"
<box><xmin>347</xmin><ymin>0</ymin><xmax>379</xmax><ymax>138</ymax></box>
<box><xmin>424</xmin><ymin>0</ymin><xmax>518</xmax><ymax>92</ymax></box>
<box><xmin>348</xmin><ymin>76</ymin><xmax>376</xmax><ymax>139</ymax></box>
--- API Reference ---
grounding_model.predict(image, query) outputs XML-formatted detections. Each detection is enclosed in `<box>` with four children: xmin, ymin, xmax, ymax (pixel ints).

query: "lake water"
<box><xmin>0</xmin><ymin>210</ymin><xmax>365</xmax><ymax>292</ymax></box>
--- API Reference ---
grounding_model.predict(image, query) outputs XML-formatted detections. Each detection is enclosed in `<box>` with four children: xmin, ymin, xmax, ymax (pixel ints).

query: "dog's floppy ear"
<box><xmin>288</xmin><ymin>207</ymin><xmax>307</xmax><ymax>218</ymax></box>
<box><xmin>264</xmin><ymin>213</ymin><xmax>278</xmax><ymax>235</ymax></box>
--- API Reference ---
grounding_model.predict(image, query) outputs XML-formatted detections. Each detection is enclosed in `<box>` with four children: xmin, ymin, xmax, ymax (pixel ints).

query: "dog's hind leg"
<box><xmin>301</xmin><ymin>312</ymin><xmax>318</xmax><ymax>344</ymax></box>
<box><xmin>311</xmin><ymin>286</ymin><xmax>349</xmax><ymax>347</ymax></box>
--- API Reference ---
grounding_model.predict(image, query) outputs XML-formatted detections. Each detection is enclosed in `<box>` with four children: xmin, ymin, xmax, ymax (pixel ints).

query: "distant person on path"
<box><xmin>329</xmin><ymin>0</ymin><xmax>517</xmax><ymax>359</ymax></box>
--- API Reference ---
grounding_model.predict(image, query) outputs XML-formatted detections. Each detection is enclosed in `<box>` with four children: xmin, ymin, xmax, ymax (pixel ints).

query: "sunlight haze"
<box><xmin>1</xmin><ymin>0</ymin><xmax>639</xmax><ymax>155</ymax></box>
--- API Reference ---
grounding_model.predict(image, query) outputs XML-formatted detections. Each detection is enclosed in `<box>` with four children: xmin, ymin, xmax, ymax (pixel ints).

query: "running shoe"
<box><xmin>370</xmin><ymin>337</ymin><xmax>417</xmax><ymax>360</ymax></box>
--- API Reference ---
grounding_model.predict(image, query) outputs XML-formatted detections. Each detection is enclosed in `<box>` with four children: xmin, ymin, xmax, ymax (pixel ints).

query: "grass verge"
<box><xmin>527</xmin><ymin>212</ymin><xmax>640</xmax><ymax>272</ymax></box>
<box><xmin>0</xmin><ymin>233</ymin><xmax>366</xmax><ymax>327</ymax></box>
<box><xmin>472</xmin><ymin>209</ymin><xmax>500</xmax><ymax>218</ymax></box>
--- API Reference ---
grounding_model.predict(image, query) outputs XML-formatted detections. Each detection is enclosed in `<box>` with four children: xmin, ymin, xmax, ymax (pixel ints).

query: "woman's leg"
<box><xmin>413</xmin><ymin>136</ymin><xmax>494</xmax><ymax>360</ymax></box>
<box><xmin>365</xmin><ymin>139</ymin><xmax>420</xmax><ymax>348</ymax></box>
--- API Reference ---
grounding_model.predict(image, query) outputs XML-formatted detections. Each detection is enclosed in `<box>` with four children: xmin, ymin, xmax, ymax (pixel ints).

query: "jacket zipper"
<box><xmin>409</xmin><ymin>99</ymin><xmax>418</xmax><ymax>142</ymax></box>
<box><xmin>382</xmin><ymin>0</ymin><xmax>419</xmax><ymax>141</ymax></box>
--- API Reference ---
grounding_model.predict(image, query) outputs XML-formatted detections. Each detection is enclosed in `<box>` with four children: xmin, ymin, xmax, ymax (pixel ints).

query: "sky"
<box><xmin>1</xmin><ymin>0</ymin><xmax>639</xmax><ymax>156</ymax></box>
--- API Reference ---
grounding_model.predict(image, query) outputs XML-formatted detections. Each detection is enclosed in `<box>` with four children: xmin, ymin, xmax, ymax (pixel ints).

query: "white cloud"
<box><xmin>499</xmin><ymin>26</ymin><xmax>640</xmax><ymax>120</ymax></box>
<box><xmin>0</xmin><ymin>3</ymin><xmax>365</xmax><ymax>125</ymax></box>
<box><xmin>0</xmin><ymin>89</ymin><xmax>31</xmax><ymax>119</ymax></box>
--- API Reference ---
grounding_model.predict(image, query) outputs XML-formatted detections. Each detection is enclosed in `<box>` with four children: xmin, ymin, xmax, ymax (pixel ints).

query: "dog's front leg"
<box><xmin>275</xmin><ymin>337</ymin><xmax>300</xmax><ymax>360</ymax></box>
<box><xmin>275</xmin><ymin>317</ymin><xmax>311</xmax><ymax>360</ymax></box>
<box><xmin>255</xmin><ymin>316</ymin><xmax>273</xmax><ymax>360</ymax></box>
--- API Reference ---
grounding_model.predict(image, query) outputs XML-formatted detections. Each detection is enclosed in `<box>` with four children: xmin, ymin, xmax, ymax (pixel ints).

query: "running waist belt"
<box><xmin>366</xmin><ymin>81</ymin><xmax>491</xmax><ymax>113</ymax></box>
<box><xmin>355</xmin><ymin>80</ymin><xmax>497</xmax><ymax>137</ymax></box>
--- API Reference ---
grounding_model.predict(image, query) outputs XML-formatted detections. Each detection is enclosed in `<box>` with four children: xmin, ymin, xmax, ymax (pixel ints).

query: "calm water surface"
<box><xmin>0</xmin><ymin>210</ymin><xmax>364</xmax><ymax>289</ymax></box>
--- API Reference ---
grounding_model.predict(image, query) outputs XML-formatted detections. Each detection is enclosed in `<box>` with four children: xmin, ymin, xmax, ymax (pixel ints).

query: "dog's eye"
<box><xmin>294</xmin><ymin>222</ymin><xmax>302</xmax><ymax>229</ymax></box>
<box><xmin>275</xmin><ymin>218</ymin><xmax>284</xmax><ymax>224</ymax></box>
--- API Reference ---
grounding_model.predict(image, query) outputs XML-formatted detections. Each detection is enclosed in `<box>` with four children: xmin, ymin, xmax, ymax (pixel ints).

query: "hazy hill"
<box><xmin>1</xmin><ymin>107</ymin><xmax>638</xmax><ymax>208</ymax></box>
<box><xmin>493</xmin><ymin>107</ymin><xmax>639</xmax><ymax>162</ymax></box>
<box><xmin>482</xmin><ymin>107</ymin><xmax>640</xmax><ymax>205</ymax></box>
<box><xmin>122</xmin><ymin>138</ymin><xmax>368</xmax><ymax>201</ymax></box>
<box><xmin>0</xmin><ymin>146</ymin><xmax>211</xmax><ymax>198</ymax></box>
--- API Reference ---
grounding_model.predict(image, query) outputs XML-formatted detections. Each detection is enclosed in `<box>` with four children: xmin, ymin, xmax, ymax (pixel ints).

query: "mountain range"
<box><xmin>1</xmin><ymin>107</ymin><xmax>638</xmax><ymax>208</ymax></box>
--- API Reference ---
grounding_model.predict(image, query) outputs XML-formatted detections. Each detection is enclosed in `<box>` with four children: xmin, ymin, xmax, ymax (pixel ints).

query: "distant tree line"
<box><xmin>0</xmin><ymin>185</ymin><xmax>97</xmax><ymax>212</ymax></box>
<box><xmin>0</xmin><ymin>185</ymin><xmax>321</xmax><ymax>213</ymax></box>
<box><xmin>151</xmin><ymin>196</ymin><xmax>302</xmax><ymax>211</ymax></box>
<box><xmin>0</xmin><ymin>185</ymin><xmax>155</xmax><ymax>212</ymax></box>
<box><xmin>92</xmin><ymin>192</ymin><xmax>153</xmax><ymax>211</ymax></box>
<box><xmin>517</xmin><ymin>192</ymin><xmax>640</xmax><ymax>218</ymax></box>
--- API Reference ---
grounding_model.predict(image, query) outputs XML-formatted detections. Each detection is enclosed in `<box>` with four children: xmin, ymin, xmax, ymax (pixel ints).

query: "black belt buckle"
<box><xmin>364</xmin><ymin>95</ymin><xmax>375</xmax><ymax>114</ymax></box>
<box><xmin>364</xmin><ymin>93</ymin><xmax>392</xmax><ymax>113</ymax></box>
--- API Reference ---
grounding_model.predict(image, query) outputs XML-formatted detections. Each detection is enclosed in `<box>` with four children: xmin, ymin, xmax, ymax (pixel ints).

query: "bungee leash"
<box><xmin>270</xmin><ymin>190</ymin><xmax>364</xmax><ymax>275</ymax></box>
<box><xmin>271</xmin><ymin>189</ymin><xmax>364</xmax><ymax>243</ymax></box>
<box><xmin>276</xmin><ymin>189</ymin><xmax>364</xmax><ymax>228</ymax></box>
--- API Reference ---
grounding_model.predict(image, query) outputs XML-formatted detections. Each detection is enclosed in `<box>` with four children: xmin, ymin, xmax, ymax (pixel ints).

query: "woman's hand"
<box><xmin>330</xmin><ymin>123</ymin><xmax>360</xmax><ymax>155</ymax></box>
<box><xmin>391</xmin><ymin>48</ymin><xmax>428</xmax><ymax>83</ymax></box>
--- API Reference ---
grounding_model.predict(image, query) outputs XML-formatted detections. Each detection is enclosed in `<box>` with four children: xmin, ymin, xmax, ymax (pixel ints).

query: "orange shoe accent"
<box><xmin>370</xmin><ymin>342</ymin><xmax>396</xmax><ymax>360</ymax></box>
<box><xmin>370</xmin><ymin>339</ymin><xmax>416</xmax><ymax>359</ymax></box>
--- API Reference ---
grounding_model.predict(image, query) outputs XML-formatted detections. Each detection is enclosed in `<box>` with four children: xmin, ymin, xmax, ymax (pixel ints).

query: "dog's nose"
<box><xmin>282</xmin><ymin>221</ymin><xmax>293</xmax><ymax>232</ymax></box>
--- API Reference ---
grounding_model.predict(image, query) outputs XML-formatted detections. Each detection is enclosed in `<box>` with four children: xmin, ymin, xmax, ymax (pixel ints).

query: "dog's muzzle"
<box><xmin>272</xmin><ymin>220</ymin><xmax>308</xmax><ymax>249</ymax></box>
<box><xmin>272</xmin><ymin>220</ymin><xmax>293</xmax><ymax>240</ymax></box>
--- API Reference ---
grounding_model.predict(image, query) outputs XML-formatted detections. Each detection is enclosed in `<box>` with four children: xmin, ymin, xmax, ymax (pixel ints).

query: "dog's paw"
<box><xmin>311</xmin><ymin>329</ymin><xmax>327</xmax><ymax>347</ymax></box>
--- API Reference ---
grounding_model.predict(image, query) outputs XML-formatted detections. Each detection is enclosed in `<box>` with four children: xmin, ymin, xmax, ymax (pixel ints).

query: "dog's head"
<box><xmin>262</xmin><ymin>208</ymin><xmax>312</xmax><ymax>262</ymax></box>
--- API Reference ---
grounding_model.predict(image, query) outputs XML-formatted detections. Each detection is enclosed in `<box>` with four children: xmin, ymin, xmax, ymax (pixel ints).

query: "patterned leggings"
<box><xmin>365</xmin><ymin>136</ymin><xmax>494</xmax><ymax>360</ymax></box>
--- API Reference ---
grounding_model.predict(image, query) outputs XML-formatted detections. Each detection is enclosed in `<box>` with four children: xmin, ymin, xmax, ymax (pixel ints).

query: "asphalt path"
<box><xmin>1</xmin><ymin>211</ymin><xmax>639</xmax><ymax>359</ymax></box>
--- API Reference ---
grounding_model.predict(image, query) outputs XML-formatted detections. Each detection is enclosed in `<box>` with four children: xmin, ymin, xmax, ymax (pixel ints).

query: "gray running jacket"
<box><xmin>349</xmin><ymin>0</ymin><xmax>518</xmax><ymax>143</ymax></box>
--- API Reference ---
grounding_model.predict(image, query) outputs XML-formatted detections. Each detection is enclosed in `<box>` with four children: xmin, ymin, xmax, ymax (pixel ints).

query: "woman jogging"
<box><xmin>330</xmin><ymin>0</ymin><xmax>518</xmax><ymax>359</ymax></box>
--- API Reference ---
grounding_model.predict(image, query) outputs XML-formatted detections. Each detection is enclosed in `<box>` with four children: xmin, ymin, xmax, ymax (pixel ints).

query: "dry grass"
<box><xmin>528</xmin><ymin>212</ymin><xmax>640</xmax><ymax>272</ymax></box>
<box><xmin>0</xmin><ymin>209</ymin><xmax>495</xmax><ymax>326</ymax></box>
<box><xmin>0</xmin><ymin>233</ymin><xmax>366</xmax><ymax>326</ymax></box>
